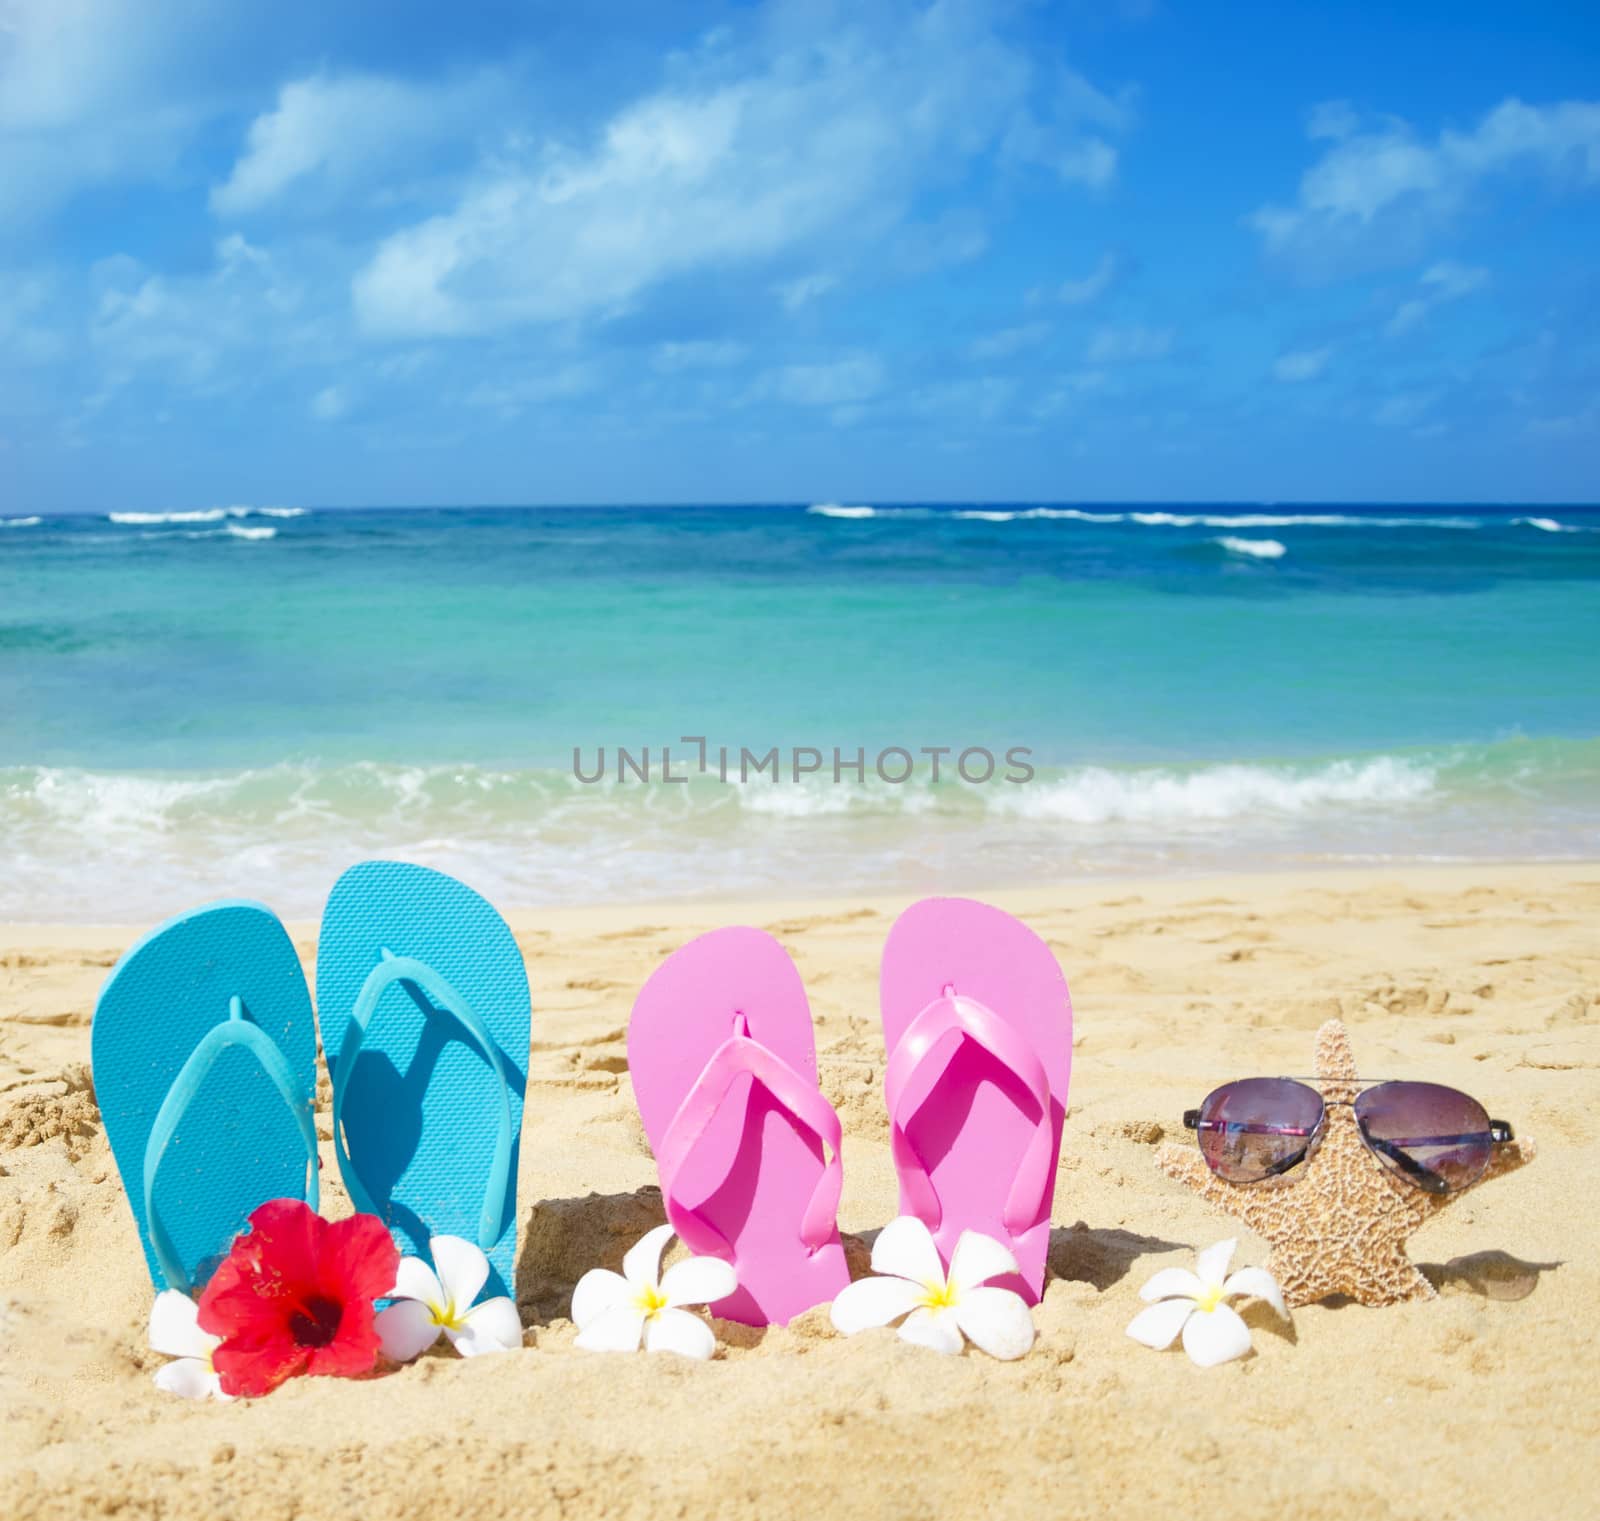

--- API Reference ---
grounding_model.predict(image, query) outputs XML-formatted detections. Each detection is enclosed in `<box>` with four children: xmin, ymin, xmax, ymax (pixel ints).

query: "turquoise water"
<box><xmin>3</xmin><ymin>503</ymin><xmax>1598</xmax><ymax>919</ymax></box>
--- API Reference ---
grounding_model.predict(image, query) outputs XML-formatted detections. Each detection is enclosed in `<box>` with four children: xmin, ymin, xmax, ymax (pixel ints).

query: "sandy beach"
<box><xmin>3</xmin><ymin>862</ymin><xmax>1598</xmax><ymax>1520</ymax></box>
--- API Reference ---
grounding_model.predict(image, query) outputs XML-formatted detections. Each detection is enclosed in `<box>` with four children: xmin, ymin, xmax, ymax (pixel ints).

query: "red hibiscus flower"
<box><xmin>196</xmin><ymin>1198</ymin><xmax>399</xmax><ymax>1398</ymax></box>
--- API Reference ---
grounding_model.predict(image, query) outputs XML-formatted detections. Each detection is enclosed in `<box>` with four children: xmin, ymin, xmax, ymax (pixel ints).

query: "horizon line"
<box><xmin>14</xmin><ymin>498</ymin><xmax>1600</xmax><ymax>517</ymax></box>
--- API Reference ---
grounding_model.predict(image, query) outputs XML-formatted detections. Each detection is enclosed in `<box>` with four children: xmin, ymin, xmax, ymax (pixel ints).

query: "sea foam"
<box><xmin>991</xmin><ymin>756</ymin><xmax>1437</xmax><ymax>825</ymax></box>
<box><xmin>1514</xmin><ymin>516</ymin><xmax>1585</xmax><ymax>533</ymax></box>
<box><xmin>110</xmin><ymin>509</ymin><xmax>229</xmax><ymax>525</ymax></box>
<box><xmin>862</xmin><ymin>506</ymin><xmax>1485</xmax><ymax>529</ymax></box>
<box><xmin>108</xmin><ymin>505</ymin><xmax>304</xmax><ymax>525</ymax></box>
<box><xmin>1214</xmin><ymin>535</ymin><xmax>1287</xmax><ymax>559</ymax></box>
<box><xmin>2</xmin><ymin>742</ymin><xmax>1592</xmax><ymax>921</ymax></box>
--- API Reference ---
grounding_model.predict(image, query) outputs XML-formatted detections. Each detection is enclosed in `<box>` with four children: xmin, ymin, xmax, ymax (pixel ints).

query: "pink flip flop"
<box><xmin>879</xmin><ymin>897</ymin><xmax>1072</xmax><ymax>1302</ymax></box>
<box><xmin>628</xmin><ymin>927</ymin><xmax>848</xmax><ymax>1326</ymax></box>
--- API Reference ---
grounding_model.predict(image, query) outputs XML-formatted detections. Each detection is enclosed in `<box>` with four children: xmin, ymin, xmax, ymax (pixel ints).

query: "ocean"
<box><xmin>3</xmin><ymin>502</ymin><xmax>1598</xmax><ymax>921</ymax></box>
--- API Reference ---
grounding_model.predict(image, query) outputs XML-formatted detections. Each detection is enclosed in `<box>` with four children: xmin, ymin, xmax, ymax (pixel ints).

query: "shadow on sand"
<box><xmin>1046</xmin><ymin>1220</ymin><xmax>1188</xmax><ymax>1292</ymax></box>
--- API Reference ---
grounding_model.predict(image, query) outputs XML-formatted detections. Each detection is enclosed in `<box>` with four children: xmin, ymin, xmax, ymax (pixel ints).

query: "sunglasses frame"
<box><xmin>1182</xmin><ymin>1076</ymin><xmax>1515</xmax><ymax>1194</ymax></box>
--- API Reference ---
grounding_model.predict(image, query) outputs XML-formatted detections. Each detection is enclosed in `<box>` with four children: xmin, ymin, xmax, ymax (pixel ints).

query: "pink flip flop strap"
<box><xmin>884</xmin><ymin>990</ymin><xmax>1054</xmax><ymax>1235</ymax></box>
<box><xmin>657</xmin><ymin>1014</ymin><xmax>844</xmax><ymax>1258</ymax></box>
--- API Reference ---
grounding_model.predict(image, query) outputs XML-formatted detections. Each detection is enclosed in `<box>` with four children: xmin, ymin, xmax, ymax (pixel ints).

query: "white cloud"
<box><xmin>1030</xmin><ymin>369</ymin><xmax>1108</xmax><ymax>418</ymax></box>
<box><xmin>1527</xmin><ymin>402</ymin><xmax>1598</xmax><ymax>439</ymax></box>
<box><xmin>1272</xmin><ymin>346</ymin><xmax>1332</xmax><ymax>382</ymax></box>
<box><xmin>0</xmin><ymin>269</ymin><xmax>66</xmax><ymax>363</ymax></box>
<box><xmin>0</xmin><ymin>0</ymin><xmax>209</xmax><ymax>226</ymax></box>
<box><xmin>1429</xmin><ymin>260</ymin><xmax>1489</xmax><ymax>297</ymax></box>
<box><xmin>1252</xmin><ymin>97</ymin><xmax>1600</xmax><ymax>270</ymax></box>
<box><xmin>969</xmin><ymin>322</ymin><xmax>1049</xmax><ymax>360</ymax></box>
<box><xmin>211</xmin><ymin>70</ymin><xmax>500</xmax><ymax>216</ymax></box>
<box><xmin>1373</xmin><ymin>389</ymin><xmax>1438</xmax><ymax>428</ymax></box>
<box><xmin>892</xmin><ymin>207</ymin><xmax>991</xmax><ymax>275</ymax></box>
<box><xmin>1086</xmin><ymin>323</ymin><xmax>1172</xmax><ymax>364</ymax></box>
<box><xmin>463</xmin><ymin>364</ymin><xmax>603</xmax><ymax>420</ymax></box>
<box><xmin>0</xmin><ymin>0</ymin><xmax>143</xmax><ymax>130</ymax></box>
<box><xmin>652</xmin><ymin>340</ymin><xmax>748</xmax><ymax>371</ymax></box>
<box><xmin>1384</xmin><ymin>260</ymin><xmax>1489</xmax><ymax>335</ymax></box>
<box><xmin>764</xmin><ymin>354</ymin><xmax>884</xmax><ymax>407</ymax></box>
<box><xmin>1307</xmin><ymin>99</ymin><xmax>1359</xmax><ymax>142</ymax></box>
<box><xmin>1002</xmin><ymin>64</ymin><xmax>1135</xmax><ymax>187</ymax></box>
<box><xmin>352</xmin><ymin>4</ymin><xmax>1126</xmax><ymax>336</ymax></box>
<box><xmin>776</xmin><ymin>272</ymin><xmax>838</xmax><ymax>310</ymax></box>
<box><xmin>1020</xmin><ymin>134</ymin><xmax>1117</xmax><ymax>188</ymax></box>
<box><xmin>373</xmin><ymin>348</ymin><xmax>434</xmax><ymax>381</ymax></box>
<box><xmin>311</xmin><ymin>384</ymin><xmax>349</xmax><ymax>421</ymax></box>
<box><xmin>1054</xmin><ymin>250</ymin><xmax>1123</xmax><ymax>305</ymax></box>
<box><xmin>905</xmin><ymin>374</ymin><xmax>1018</xmax><ymax>424</ymax></box>
<box><xmin>90</xmin><ymin>234</ymin><xmax>303</xmax><ymax>388</ymax></box>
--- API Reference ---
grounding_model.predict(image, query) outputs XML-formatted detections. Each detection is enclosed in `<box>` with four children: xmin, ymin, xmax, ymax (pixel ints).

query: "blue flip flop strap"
<box><xmin>142</xmin><ymin>995</ymin><xmax>320</xmax><ymax>1295</ymax></box>
<box><xmin>332</xmin><ymin>951</ymin><xmax>514</xmax><ymax>1252</ymax></box>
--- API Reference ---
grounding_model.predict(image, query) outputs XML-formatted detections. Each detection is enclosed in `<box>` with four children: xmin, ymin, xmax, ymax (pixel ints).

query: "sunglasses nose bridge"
<box><xmin>1320</xmin><ymin>1075</ymin><xmax>1362</xmax><ymax>1106</ymax></box>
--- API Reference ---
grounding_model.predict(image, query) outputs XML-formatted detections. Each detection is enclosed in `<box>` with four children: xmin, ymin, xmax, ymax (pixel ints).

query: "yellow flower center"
<box><xmin>1194</xmin><ymin>1284</ymin><xmax>1224</xmax><ymax>1314</ymax></box>
<box><xmin>636</xmin><ymin>1284</ymin><xmax>669</xmax><ymax>1319</ymax></box>
<box><xmin>921</xmin><ymin>1280</ymin><xmax>958</xmax><ymax>1311</ymax></box>
<box><xmin>431</xmin><ymin>1299</ymin><xmax>465</xmax><ymax>1331</ymax></box>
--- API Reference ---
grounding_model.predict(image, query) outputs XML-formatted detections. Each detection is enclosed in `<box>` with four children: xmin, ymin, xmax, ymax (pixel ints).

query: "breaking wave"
<box><xmin>1514</xmin><ymin>516</ymin><xmax>1590</xmax><ymax>533</ymax></box>
<box><xmin>108</xmin><ymin>505</ymin><xmax>306</xmax><ymax>525</ymax></box>
<box><xmin>1214</xmin><ymin>536</ymin><xmax>1287</xmax><ymax>559</ymax></box>
<box><xmin>807</xmin><ymin>505</ymin><xmax>1600</xmax><ymax>532</ymax></box>
<box><xmin>989</xmin><ymin>756</ymin><xmax>1435</xmax><ymax>825</ymax></box>
<box><xmin>947</xmin><ymin>508</ymin><xmax>1482</xmax><ymax>528</ymax></box>
<box><xmin>3</xmin><ymin>739</ymin><xmax>1594</xmax><ymax>920</ymax></box>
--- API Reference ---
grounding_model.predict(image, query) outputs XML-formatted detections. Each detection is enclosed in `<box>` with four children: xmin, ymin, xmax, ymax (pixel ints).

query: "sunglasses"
<box><xmin>1183</xmin><ymin>1076</ymin><xmax>1515</xmax><ymax>1195</ymax></box>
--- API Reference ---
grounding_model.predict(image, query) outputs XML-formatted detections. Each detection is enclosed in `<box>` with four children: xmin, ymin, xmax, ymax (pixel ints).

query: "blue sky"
<box><xmin>2</xmin><ymin>0</ymin><xmax>1597</xmax><ymax>511</ymax></box>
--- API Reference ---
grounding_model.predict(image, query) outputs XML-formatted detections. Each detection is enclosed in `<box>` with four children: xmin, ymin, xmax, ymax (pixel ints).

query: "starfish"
<box><xmin>1154</xmin><ymin>1020</ymin><xmax>1536</xmax><ymax>1307</ymax></box>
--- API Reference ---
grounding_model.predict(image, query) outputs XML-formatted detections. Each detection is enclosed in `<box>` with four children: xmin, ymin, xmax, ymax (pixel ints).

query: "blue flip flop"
<box><xmin>92</xmin><ymin>901</ymin><xmax>320</xmax><ymax>1295</ymax></box>
<box><xmin>316</xmin><ymin>861</ymin><xmax>530</xmax><ymax>1300</ymax></box>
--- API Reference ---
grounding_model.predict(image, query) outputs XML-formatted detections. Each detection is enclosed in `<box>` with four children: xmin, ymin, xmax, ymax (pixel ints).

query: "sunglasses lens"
<box><xmin>1195</xmin><ymin>1078</ymin><xmax>1323</xmax><ymax>1182</ymax></box>
<box><xmin>1355</xmin><ymin>1082</ymin><xmax>1494</xmax><ymax>1194</ymax></box>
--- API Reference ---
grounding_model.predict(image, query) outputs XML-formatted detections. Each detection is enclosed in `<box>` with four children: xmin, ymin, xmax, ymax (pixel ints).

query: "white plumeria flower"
<box><xmin>1126</xmin><ymin>1238</ymin><xmax>1288</xmax><ymax>1368</ymax></box>
<box><xmin>570</xmin><ymin>1223</ymin><xmax>737</xmax><ymax>1361</ymax></box>
<box><xmin>829</xmin><ymin>1216</ymin><xmax>1035</xmax><ymax>1360</ymax></box>
<box><xmin>149</xmin><ymin>1289</ymin><xmax>232</xmax><ymax>1401</ymax></box>
<box><xmin>376</xmin><ymin>1235</ymin><xmax>524</xmax><ymax>1361</ymax></box>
